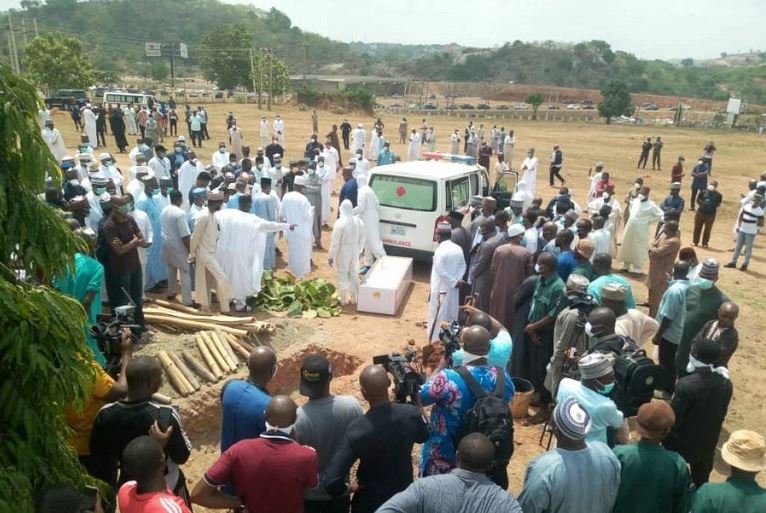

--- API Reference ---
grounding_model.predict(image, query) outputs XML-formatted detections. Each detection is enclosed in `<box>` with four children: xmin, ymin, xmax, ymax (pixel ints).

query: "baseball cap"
<box><xmin>299</xmin><ymin>354</ymin><xmax>332</xmax><ymax>396</ymax></box>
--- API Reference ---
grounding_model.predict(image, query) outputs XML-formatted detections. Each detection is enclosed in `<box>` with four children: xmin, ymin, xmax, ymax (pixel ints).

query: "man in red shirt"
<box><xmin>671</xmin><ymin>156</ymin><xmax>685</xmax><ymax>183</ymax></box>
<box><xmin>191</xmin><ymin>395</ymin><xmax>318</xmax><ymax>513</ymax></box>
<box><xmin>118</xmin><ymin>436</ymin><xmax>191</xmax><ymax>513</ymax></box>
<box><xmin>594</xmin><ymin>172</ymin><xmax>615</xmax><ymax>198</ymax></box>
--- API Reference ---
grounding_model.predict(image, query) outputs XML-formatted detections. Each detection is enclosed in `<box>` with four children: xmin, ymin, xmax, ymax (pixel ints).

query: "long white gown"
<box><xmin>316</xmin><ymin>163</ymin><xmax>332</xmax><ymax>225</ymax></box>
<box><xmin>229</xmin><ymin>127</ymin><xmax>243</xmax><ymax>159</ymax></box>
<box><xmin>427</xmin><ymin>239</ymin><xmax>466</xmax><ymax>342</ymax></box>
<box><xmin>280</xmin><ymin>191</ymin><xmax>314</xmax><ymax>278</ymax></box>
<box><xmin>520</xmin><ymin>156</ymin><xmax>538</xmax><ymax>196</ymax></box>
<box><xmin>178</xmin><ymin>160</ymin><xmax>205</xmax><ymax>211</ymax></box>
<box><xmin>352</xmin><ymin>127</ymin><xmax>366</xmax><ymax>154</ymax></box>
<box><xmin>619</xmin><ymin>197</ymin><xmax>663</xmax><ymax>270</ymax></box>
<box><xmin>42</xmin><ymin>126</ymin><xmax>67</xmax><ymax>162</ymax></box>
<box><xmin>328</xmin><ymin>200</ymin><xmax>366</xmax><ymax>304</ymax></box>
<box><xmin>408</xmin><ymin>133</ymin><xmax>421</xmax><ymax>161</ymax></box>
<box><xmin>83</xmin><ymin>107</ymin><xmax>98</xmax><ymax>148</ymax></box>
<box><xmin>354</xmin><ymin>175</ymin><xmax>386</xmax><ymax>266</ymax></box>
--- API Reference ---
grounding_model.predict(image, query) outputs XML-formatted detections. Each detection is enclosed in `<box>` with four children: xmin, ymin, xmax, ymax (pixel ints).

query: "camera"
<box><xmin>438</xmin><ymin>321</ymin><xmax>462</xmax><ymax>359</ymax></box>
<box><xmin>90</xmin><ymin>305</ymin><xmax>140</xmax><ymax>376</ymax></box>
<box><xmin>373</xmin><ymin>350</ymin><xmax>425</xmax><ymax>404</ymax></box>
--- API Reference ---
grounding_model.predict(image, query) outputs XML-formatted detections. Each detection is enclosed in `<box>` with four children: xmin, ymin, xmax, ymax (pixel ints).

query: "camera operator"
<box><xmin>419</xmin><ymin>326</ymin><xmax>513</xmax><ymax>488</ymax></box>
<box><xmin>64</xmin><ymin>328</ymin><xmax>132</xmax><ymax>478</ymax></box>
<box><xmin>323</xmin><ymin>364</ymin><xmax>429</xmax><ymax>513</ymax></box>
<box><xmin>452</xmin><ymin>305</ymin><xmax>513</xmax><ymax>369</ymax></box>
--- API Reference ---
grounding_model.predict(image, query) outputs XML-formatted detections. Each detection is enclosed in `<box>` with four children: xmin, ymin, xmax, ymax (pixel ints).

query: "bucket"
<box><xmin>510</xmin><ymin>377</ymin><xmax>535</xmax><ymax>419</ymax></box>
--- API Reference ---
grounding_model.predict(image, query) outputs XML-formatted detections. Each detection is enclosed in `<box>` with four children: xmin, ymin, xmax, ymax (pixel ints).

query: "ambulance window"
<box><xmin>446</xmin><ymin>176</ymin><xmax>471</xmax><ymax>212</ymax></box>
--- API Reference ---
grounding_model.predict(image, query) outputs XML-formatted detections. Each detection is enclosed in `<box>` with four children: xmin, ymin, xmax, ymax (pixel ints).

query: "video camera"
<box><xmin>90</xmin><ymin>305</ymin><xmax>140</xmax><ymax>376</ymax></box>
<box><xmin>438</xmin><ymin>320</ymin><xmax>462</xmax><ymax>359</ymax></box>
<box><xmin>373</xmin><ymin>350</ymin><xmax>425</xmax><ymax>404</ymax></box>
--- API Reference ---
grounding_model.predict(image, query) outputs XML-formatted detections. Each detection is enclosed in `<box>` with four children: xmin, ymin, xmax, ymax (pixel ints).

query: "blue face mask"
<box><xmin>694</xmin><ymin>278</ymin><xmax>714</xmax><ymax>290</ymax></box>
<box><xmin>596</xmin><ymin>382</ymin><xmax>615</xmax><ymax>395</ymax></box>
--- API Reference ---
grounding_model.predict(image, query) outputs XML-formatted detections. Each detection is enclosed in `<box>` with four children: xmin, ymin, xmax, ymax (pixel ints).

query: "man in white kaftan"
<box><xmin>160</xmin><ymin>190</ymin><xmax>193</xmax><ymax>305</ymax></box>
<box><xmin>408</xmin><ymin>130</ymin><xmax>421</xmax><ymax>161</ymax></box>
<box><xmin>427</xmin><ymin>229</ymin><xmax>467</xmax><ymax>342</ymax></box>
<box><xmin>215</xmin><ymin>195</ymin><xmax>289</xmax><ymax>306</ymax></box>
<box><xmin>280</xmin><ymin>176</ymin><xmax>315</xmax><ymax>278</ymax></box>
<box><xmin>178</xmin><ymin>154</ymin><xmax>206</xmax><ymax>211</ymax></box>
<box><xmin>189</xmin><ymin>191</ymin><xmax>234</xmax><ymax>313</ymax></box>
<box><xmin>328</xmin><ymin>199</ymin><xmax>366</xmax><ymax>305</ymax></box>
<box><xmin>212</xmin><ymin>143</ymin><xmax>230</xmax><ymax>173</ymax></box>
<box><xmin>316</xmin><ymin>157</ymin><xmax>333</xmax><ymax>226</ymax></box>
<box><xmin>588</xmin><ymin>191</ymin><xmax>622</xmax><ymax>257</ymax></box>
<box><xmin>354</xmin><ymin>174</ymin><xmax>386</xmax><ymax>267</ymax></box>
<box><xmin>369</xmin><ymin>130</ymin><xmax>382</xmax><ymax>160</ymax></box>
<box><xmin>259</xmin><ymin>117</ymin><xmax>270</xmax><ymax>147</ymax></box>
<box><xmin>82</xmin><ymin>104</ymin><xmax>98</xmax><ymax>148</ymax></box>
<box><xmin>352</xmin><ymin>124</ymin><xmax>366</xmax><ymax>155</ymax></box>
<box><xmin>619</xmin><ymin>187</ymin><xmax>663</xmax><ymax>272</ymax></box>
<box><xmin>42</xmin><ymin>120</ymin><xmax>67</xmax><ymax>162</ymax></box>
<box><xmin>450</xmin><ymin>130</ymin><xmax>461</xmax><ymax>154</ymax></box>
<box><xmin>228</xmin><ymin>123</ymin><xmax>243</xmax><ymax>159</ymax></box>
<box><xmin>520</xmin><ymin>147</ymin><xmax>538</xmax><ymax>197</ymax></box>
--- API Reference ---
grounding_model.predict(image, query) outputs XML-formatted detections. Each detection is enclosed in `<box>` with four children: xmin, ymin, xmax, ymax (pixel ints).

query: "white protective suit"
<box><xmin>352</xmin><ymin>126</ymin><xmax>366</xmax><ymax>154</ymax></box>
<box><xmin>408</xmin><ymin>132</ymin><xmax>421</xmax><ymax>161</ymax></box>
<box><xmin>178</xmin><ymin>160</ymin><xmax>206</xmax><ymax>211</ymax></box>
<box><xmin>619</xmin><ymin>197</ymin><xmax>663</xmax><ymax>271</ymax></box>
<box><xmin>427</xmin><ymin>239</ymin><xmax>466</xmax><ymax>342</ymax></box>
<box><xmin>42</xmin><ymin>126</ymin><xmax>67</xmax><ymax>162</ymax></box>
<box><xmin>190</xmin><ymin>208</ymin><xmax>234</xmax><ymax>312</ymax></box>
<box><xmin>354</xmin><ymin>174</ymin><xmax>386</xmax><ymax>266</ymax></box>
<box><xmin>516</xmin><ymin>179</ymin><xmax>534</xmax><ymax>211</ymax></box>
<box><xmin>328</xmin><ymin>200</ymin><xmax>366</xmax><ymax>304</ymax></box>
<box><xmin>215</xmin><ymin>208</ymin><xmax>288</xmax><ymax>302</ymax></box>
<box><xmin>83</xmin><ymin>106</ymin><xmax>98</xmax><ymax>148</ymax></box>
<box><xmin>280</xmin><ymin>190</ymin><xmax>314</xmax><ymax>278</ymax></box>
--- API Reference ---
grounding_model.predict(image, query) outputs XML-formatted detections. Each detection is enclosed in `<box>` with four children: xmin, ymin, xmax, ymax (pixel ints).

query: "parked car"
<box><xmin>566</xmin><ymin>103</ymin><xmax>580</xmax><ymax>110</ymax></box>
<box><xmin>390</xmin><ymin>103</ymin><xmax>403</xmax><ymax>108</ymax></box>
<box><xmin>476</xmin><ymin>103</ymin><xmax>490</xmax><ymax>110</ymax></box>
<box><xmin>392</xmin><ymin>93</ymin><xmax>402</xmax><ymax>98</ymax></box>
<box><xmin>548</xmin><ymin>104</ymin><xmax>560</xmax><ymax>110</ymax></box>
<box><xmin>45</xmin><ymin>89</ymin><xmax>89</xmax><ymax>109</ymax></box>
<box><xmin>428</xmin><ymin>94</ymin><xmax>436</xmax><ymax>99</ymax></box>
<box><xmin>514</xmin><ymin>103</ymin><xmax>529</xmax><ymax>110</ymax></box>
<box><xmin>445</xmin><ymin>104</ymin><xmax>459</xmax><ymax>110</ymax></box>
<box><xmin>583</xmin><ymin>105</ymin><xmax>595</xmax><ymax>110</ymax></box>
<box><xmin>496</xmin><ymin>104</ymin><xmax>510</xmax><ymax>110</ymax></box>
<box><xmin>424</xmin><ymin>103</ymin><xmax>438</xmax><ymax>110</ymax></box>
<box><xmin>644</xmin><ymin>104</ymin><xmax>659</xmax><ymax>111</ymax></box>
<box><xmin>581</xmin><ymin>99</ymin><xmax>593</xmax><ymax>106</ymax></box>
<box><xmin>459</xmin><ymin>103</ymin><xmax>475</xmax><ymax>109</ymax></box>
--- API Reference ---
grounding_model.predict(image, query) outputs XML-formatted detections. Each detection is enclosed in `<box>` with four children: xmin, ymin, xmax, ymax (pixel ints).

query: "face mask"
<box><xmin>118</xmin><ymin>204</ymin><xmax>132</xmax><ymax>215</ymax></box>
<box><xmin>603</xmin><ymin>193</ymin><xmax>610</xmax><ymax>201</ymax></box>
<box><xmin>94</xmin><ymin>187</ymin><xmax>106</xmax><ymax>196</ymax></box>
<box><xmin>584</xmin><ymin>322</ymin><xmax>594</xmax><ymax>337</ymax></box>
<box><xmin>318</xmin><ymin>163</ymin><xmax>324</xmax><ymax>168</ymax></box>
<box><xmin>596</xmin><ymin>382</ymin><xmax>615</xmax><ymax>396</ymax></box>
<box><xmin>461</xmin><ymin>351</ymin><xmax>487</xmax><ymax>365</ymax></box>
<box><xmin>256</xmin><ymin>165</ymin><xmax>263</xmax><ymax>170</ymax></box>
<box><xmin>534</xmin><ymin>263</ymin><xmax>542</xmax><ymax>274</ymax></box>
<box><xmin>219</xmin><ymin>148</ymin><xmax>226</xmax><ymax>153</ymax></box>
<box><xmin>68</xmin><ymin>178</ymin><xmax>80</xmax><ymax>186</ymax></box>
<box><xmin>157</xmin><ymin>153</ymin><xmax>166</xmax><ymax>159</ymax></box>
<box><xmin>694</xmin><ymin>277</ymin><xmax>714</xmax><ymax>290</ymax></box>
<box><xmin>152</xmin><ymin>188</ymin><xmax>161</xmax><ymax>196</ymax></box>
<box><xmin>264</xmin><ymin>421</ymin><xmax>293</xmax><ymax>435</ymax></box>
<box><xmin>707</xmin><ymin>185</ymin><xmax>715</xmax><ymax>191</ymax></box>
<box><xmin>309</xmin><ymin>169</ymin><xmax>316</xmax><ymax>175</ymax></box>
<box><xmin>166</xmin><ymin>187</ymin><xmax>174</xmax><ymax>194</ymax></box>
<box><xmin>634</xmin><ymin>183</ymin><xmax>640</xmax><ymax>190</ymax></box>
<box><xmin>190</xmin><ymin>159</ymin><xmax>197</xmax><ymax>165</ymax></box>
<box><xmin>175</xmin><ymin>147</ymin><xmax>182</xmax><ymax>153</ymax></box>
<box><xmin>638</xmin><ymin>194</ymin><xmax>646</xmax><ymax>201</ymax></box>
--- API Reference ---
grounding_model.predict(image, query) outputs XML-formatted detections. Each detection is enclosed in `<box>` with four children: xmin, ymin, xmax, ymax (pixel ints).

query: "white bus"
<box><xmin>102</xmin><ymin>91</ymin><xmax>159</xmax><ymax>107</ymax></box>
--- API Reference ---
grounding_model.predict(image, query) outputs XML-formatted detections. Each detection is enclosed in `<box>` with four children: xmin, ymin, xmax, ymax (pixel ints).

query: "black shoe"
<box><xmin>740</xmin><ymin>264</ymin><xmax>748</xmax><ymax>271</ymax></box>
<box><xmin>724</xmin><ymin>262</ymin><xmax>736</xmax><ymax>269</ymax></box>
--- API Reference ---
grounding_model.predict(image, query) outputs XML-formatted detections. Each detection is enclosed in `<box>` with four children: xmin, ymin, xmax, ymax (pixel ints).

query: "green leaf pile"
<box><xmin>248</xmin><ymin>271</ymin><xmax>342</xmax><ymax>318</ymax></box>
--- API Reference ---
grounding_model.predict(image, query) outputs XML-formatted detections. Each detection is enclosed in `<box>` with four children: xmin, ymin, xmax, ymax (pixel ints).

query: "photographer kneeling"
<box><xmin>420</xmin><ymin>326</ymin><xmax>514</xmax><ymax>489</ymax></box>
<box><xmin>451</xmin><ymin>305</ymin><xmax>513</xmax><ymax>370</ymax></box>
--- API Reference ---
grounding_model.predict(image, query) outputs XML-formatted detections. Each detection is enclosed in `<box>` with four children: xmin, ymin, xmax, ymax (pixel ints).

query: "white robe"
<box><xmin>620</xmin><ymin>198</ymin><xmax>663</xmax><ymax>270</ymax></box>
<box><xmin>369</xmin><ymin>132</ymin><xmax>381</xmax><ymax>160</ymax></box>
<box><xmin>520</xmin><ymin>156</ymin><xmax>538</xmax><ymax>196</ymax></box>
<box><xmin>450</xmin><ymin>133</ymin><xmax>460</xmax><ymax>154</ymax></box>
<box><xmin>280</xmin><ymin>191</ymin><xmax>314</xmax><ymax>278</ymax></box>
<box><xmin>179</xmin><ymin>160</ymin><xmax>206</xmax><ymax>211</ymax></box>
<box><xmin>322</xmin><ymin>146</ymin><xmax>340</xmax><ymax>174</ymax></box>
<box><xmin>123</xmin><ymin>106</ymin><xmax>138</xmax><ymax>135</ymax></box>
<box><xmin>588</xmin><ymin>195</ymin><xmax>622</xmax><ymax>256</ymax></box>
<box><xmin>212</xmin><ymin>150</ymin><xmax>230</xmax><ymax>172</ymax></box>
<box><xmin>129</xmin><ymin>208</ymin><xmax>152</xmax><ymax>290</ymax></box>
<box><xmin>229</xmin><ymin>127</ymin><xmax>243</xmax><ymax>158</ymax></box>
<box><xmin>42</xmin><ymin>127</ymin><xmax>67</xmax><ymax>162</ymax></box>
<box><xmin>516</xmin><ymin>180</ymin><xmax>534</xmax><ymax>211</ymax></box>
<box><xmin>427</xmin><ymin>239</ymin><xmax>466</xmax><ymax>342</ymax></box>
<box><xmin>354</xmin><ymin>158</ymin><xmax>370</xmax><ymax>178</ymax></box>
<box><xmin>316</xmin><ymin>164</ymin><xmax>332</xmax><ymax>224</ymax></box>
<box><xmin>352</xmin><ymin>128</ymin><xmax>366</xmax><ymax>154</ymax></box>
<box><xmin>408</xmin><ymin>133</ymin><xmax>421</xmax><ymax>161</ymax></box>
<box><xmin>84</xmin><ymin>191</ymin><xmax>104</xmax><ymax>232</ymax></box>
<box><xmin>83</xmin><ymin>108</ymin><xmax>98</xmax><ymax>148</ymax></box>
<box><xmin>273</xmin><ymin>118</ymin><xmax>284</xmax><ymax>136</ymax></box>
<box><xmin>190</xmin><ymin>209</ymin><xmax>233</xmax><ymax>311</ymax></box>
<box><xmin>587</xmin><ymin>171</ymin><xmax>604</xmax><ymax>203</ymax></box>
<box><xmin>328</xmin><ymin>200</ymin><xmax>366</xmax><ymax>304</ymax></box>
<box><xmin>215</xmin><ymin>208</ymin><xmax>287</xmax><ymax>301</ymax></box>
<box><xmin>354</xmin><ymin>175</ymin><xmax>386</xmax><ymax>266</ymax></box>
<box><xmin>259</xmin><ymin>120</ymin><xmax>270</xmax><ymax>146</ymax></box>
<box><xmin>148</xmin><ymin>156</ymin><xmax>172</xmax><ymax>180</ymax></box>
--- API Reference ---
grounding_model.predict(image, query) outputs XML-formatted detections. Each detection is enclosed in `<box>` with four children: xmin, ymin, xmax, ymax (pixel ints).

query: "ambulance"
<box><xmin>368</xmin><ymin>152</ymin><xmax>519</xmax><ymax>260</ymax></box>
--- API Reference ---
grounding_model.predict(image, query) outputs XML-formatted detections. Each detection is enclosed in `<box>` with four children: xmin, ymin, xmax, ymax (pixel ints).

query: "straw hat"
<box><xmin>721</xmin><ymin>430</ymin><xmax>766</xmax><ymax>472</ymax></box>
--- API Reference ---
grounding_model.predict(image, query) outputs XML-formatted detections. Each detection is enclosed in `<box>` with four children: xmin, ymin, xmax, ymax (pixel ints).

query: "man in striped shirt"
<box><xmin>725</xmin><ymin>193</ymin><xmax>764</xmax><ymax>272</ymax></box>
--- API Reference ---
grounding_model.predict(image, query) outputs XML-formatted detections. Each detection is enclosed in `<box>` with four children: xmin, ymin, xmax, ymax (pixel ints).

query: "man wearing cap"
<box><xmin>281</xmin><ymin>176</ymin><xmax>315</xmax><ymax>278</ymax></box>
<box><xmin>189</xmin><ymin>190</ymin><xmax>234</xmax><ymax>313</ymax></box>
<box><xmin>267</xmin><ymin>154</ymin><xmax>287</xmax><ymax>198</ymax></box>
<box><xmin>489</xmin><ymin>223</ymin><xmax>532</xmax><ymax>329</ymax></box>
<box><xmin>427</xmin><ymin>228</ymin><xmax>466</xmax><ymax>342</ymax></box>
<box><xmin>691</xmin><ymin>429</ymin><xmax>766</xmax><ymax>512</ymax></box>
<box><xmin>588</xmin><ymin>253</ymin><xmax>636</xmax><ymax>309</ymax></box>
<box><xmin>354</xmin><ymin>174</ymin><xmax>385</xmax><ymax>270</ymax></box>
<box><xmin>652</xmin><ymin>261</ymin><xmax>691</xmax><ymax>394</ymax></box>
<box><xmin>556</xmin><ymin>353</ymin><xmax>629</xmax><ymax>445</ymax></box>
<box><xmin>647</xmin><ymin>220</ymin><xmax>681</xmax><ymax>316</ymax></box>
<box><xmin>211</xmin><ymin>142</ymin><xmax>230</xmax><ymax>173</ymax></box>
<box><xmin>192</xmin><ymin>396</ymin><xmax>319</xmax><ymax>513</ymax></box>
<box><xmin>664</xmin><ymin>340</ymin><xmax>732</xmax><ymax>487</ymax></box>
<box><xmin>135</xmin><ymin>176</ymin><xmax>167</xmax><ymax>291</ymax></box>
<box><xmin>600</xmin><ymin>282</ymin><xmax>658</xmax><ymax>346</ymax></box>
<box><xmin>259</xmin><ymin>116</ymin><xmax>270</xmax><ymax>147</ymax></box>
<box><xmin>726</xmin><ymin>192</ymin><xmax>764</xmax><ymax>272</ymax></box>
<box><xmin>377</xmin><ymin>141</ymin><xmax>395</xmax><ymax>166</ymax></box>
<box><xmin>265</xmin><ymin>136</ymin><xmax>284</xmax><ymax>167</ymax></box>
<box><xmin>160</xmin><ymin>190</ymin><xmax>193</xmax><ymax>306</ymax></box>
<box><xmin>692</xmin><ymin>180</ymin><xmax>721</xmax><ymax>248</ymax></box>
<box><xmin>612</xmin><ymin>401</ymin><xmax>691</xmax><ymax>513</ymax></box>
<box><xmin>676</xmin><ymin>258</ymin><xmax>729</xmax><ymax>376</ymax></box>
<box><xmin>352</xmin><ymin>123</ymin><xmax>366</xmax><ymax>155</ymax></box>
<box><xmin>295</xmin><ymin>354</ymin><xmax>364</xmax><ymax>513</ymax></box>
<box><xmin>620</xmin><ymin>186</ymin><xmax>663</xmax><ymax>273</ymax></box>
<box><xmin>546</xmin><ymin>274</ymin><xmax>597</xmax><ymax>394</ymax></box>
<box><xmin>42</xmin><ymin>119</ymin><xmax>68</xmax><ymax>163</ymax></box>
<box><xmin>520</xmin><ymin>147</ymin><xmax>538</xmax><ymax>196</ymax></box>
<box><xmin>177</xmin><ymin>154</ymin><xmax>205</xmax><ymax>212</ymax></box>
<box><xmin>519</xmin><ymin>398</ymin><xmax>620</xmax><ymax>513</ymax></box>
<box><xmin>252</xmin><ymin>177</ymin><xmax>282</xmax><ymax>270</ymax></box>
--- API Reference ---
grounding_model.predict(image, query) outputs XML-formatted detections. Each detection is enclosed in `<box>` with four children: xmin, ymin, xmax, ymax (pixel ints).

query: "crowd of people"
<box><xmin>39</xmin><ymin>104</ymin><xmax>766</xmax><ymax>513</ymax></box>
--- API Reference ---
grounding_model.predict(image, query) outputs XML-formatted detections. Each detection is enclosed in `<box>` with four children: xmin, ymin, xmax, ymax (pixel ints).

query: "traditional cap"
<box><xmin>448</xmin><ymin>210</ymin><xmax>464</xmax><ymax>222</ymax></box>
<box><xmin>575</xmin><ymin>238</ymin><xmax>595</xmax><ymax>260</ymax></box>
<box><xmin>601</xmin><ymin>283</ymin><xmax>628</xmax><ymax>301</ymax></box>
<box><xmin>88</xmin><ymin>162</ymin><xmax>100</xmax><ymax>172</ymax></box>
<box><xmin>595</xmin><ymin>161</ymin><xmax>604</xmax><ymax>168</ymax></box>
<box><xmin>721</xmin><ymin>430</ymin><xmax>766</xmax><ymax>472</ymax></box>
<box><xmin>155</xmin><ymin>144</ymin><xmax>167</xmax><ymax>153</ymax></box>
<box><xmin>553</xmin><ymin>144</ymin><xmax>560</xmax><ymax>149</ymax></box>
<box><xmin>207</xmin><ymin>190</ymin><xmax>224</xmax><ymax>202</ymax></box>
<box><xmin>294</xmin><ymin>175</ymin><xmax>307</xmax><ymax>186</ymax></box>
<box><xmin>273</xmin><ymin>153</ymin><xmax>282</xmax><ymax>159</ymax></box>
<box><xmin>159</xmin><ymin>176</ymin><xmax>172</xmax><ymax>184</ymax></box>
<box><xmin>256</xmin><ymin>147</ymin><xmax>264</xmax><ymax>152</ymax></box>
<box><xmin>699</xmin><ymin>258</ymin><xmax>719</xmax><ymax>280</ymax></box>
<box><xmin>553</xmin><ymin>397</ymin><xmax>591</xmax><ymax>440</ymax></box>
<box><xmin>636</xmin><ymin>401</ymin><xmax>676</xmax><ymax>440</ymax></box>
<box><xmin>99</xmin><ymin>193</ymin><xmax>112</xmax><ymax>205</ymax></box>
<box><xmin>670</xmin><ymin>182</ymin><xmax>681</xmax><ymax>190</ymax></box>
<box><xmin>565</xmin><ymin>209</ymin><xmax>579</xmax><ymax>221</ymax></box>
<box><xmin>508</xmin><ymin>224</ymin><xmax>525</xmax><ymax>238</ymax></box>
<box><xmin>509</xmin><ymin>195</ymin><xmax>524</xmax><ymax>207</ymax></box>
<box><xmin>177</xmin><ymin>135</ymin><xmax>186</xmax><ymax>142</ymax></box>
<box><xmin>90</xmin><ymin>176</ymin><xmax>108</xmax><ymax>186</ymax></box>
<box><xmin>578</xmin><ymin>352</ymin><xmax>615</xmax><ymax>380</ymax></box>
<box><xmin>299</xmin><ymin>354</ymin><xmax>332</xmax><ymax>396</ymax></box>
<box><xmin>191</xmin><ymin>187</ymin><xmax>208</xmax><ymax>198</ymax></box>
<box><xmin>76</xmin><ymin>152</ymin><xmax>93</xmax><ymax>161</ymax></box>
<box><xmin>62</xmin><ymin>155</ymin><xmax>74</xmax><ymax>161</ymax></box>
<box><xmin>566</xmin><ymin>274</ymin><xmax>590</xmax><ymax>293</ymax></box>
<box><xmin>98</xmin><ymin>152</ymin><xmax>111</xmax><ymax>161</ymax></box>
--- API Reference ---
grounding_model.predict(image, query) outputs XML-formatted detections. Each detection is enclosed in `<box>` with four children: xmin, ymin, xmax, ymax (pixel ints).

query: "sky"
<box><xmin>0</xmin><ymin>0</ymin><xmax>762</xmax><ymax>60</ymax></box>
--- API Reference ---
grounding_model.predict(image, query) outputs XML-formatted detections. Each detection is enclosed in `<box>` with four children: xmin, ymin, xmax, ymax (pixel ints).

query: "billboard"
<box><xmin>145</xmin><ymin>42</ymin><xmax>162</xmax><ymax>57</ymax></box>
<box><xmin>727</xmin><ymin>97</ymin><xmax>742</xmax><ymax>115</ymax></box>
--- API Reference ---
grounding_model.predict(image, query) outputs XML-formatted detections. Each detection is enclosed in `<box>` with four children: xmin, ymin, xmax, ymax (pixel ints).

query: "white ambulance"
<box><xmin>368</xmin><ymin>154</ymin><xmax>518</xmax><ymax>260</ymax></box>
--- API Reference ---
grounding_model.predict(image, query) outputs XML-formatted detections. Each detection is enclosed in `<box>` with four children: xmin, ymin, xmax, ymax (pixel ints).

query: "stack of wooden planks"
<box><xmin>144</xmin><ymin>298</ymin><xmax>275</xmax><ymax>337</ymax></box>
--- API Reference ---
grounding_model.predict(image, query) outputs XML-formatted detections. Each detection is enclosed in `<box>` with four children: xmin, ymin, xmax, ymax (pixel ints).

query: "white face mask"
<box><xmin>638</xmin><ymin>194</ymin><xmax>646</xmax><ymax>201</ymax></box>
<box><xmin>68</xmin><ymin>178</ymin><xmax>80</xmax><ymax>186</ymax></box>
<box><xmin>309</xmin><ymin>169</ymin><xmax>316</xmax><ymax>175</ymax></box>
<box><xmin>584</xmin><ymin>322</ymin><xmax>594</xmax><ymax>337</ymax></box>
<box><xmin>318</xmin><ymin>163</ymin><xmax>324</xmax><ymax>168</ymax></box>
<box><xmin>603</xmin><ymin>193</ymin><xmax>610</xmax><ymax>201</ymax></box>
<box><xmin>707</xmin><ymin>185</ymin><xmax>715</xmax><ymax>191</ymax></box>
<box><xmin>634</xmin><ymin>183</ymin><xmax>641</xmax><ymax>190</ymax></box>
<box><xmin>461</xmin><ymin>351</ymin><xmax>487</xmax><ymax>365</ymax></box>
<box><xmin>265</xmin><ymin>421</ymin><xmax>294</xmax><ymax>435</ymax></box>
<box><xmin>534</xmin><ymin>263</ymin><xmax>542</xmax><ymax>274</ymax></box>
<box><xmin>219</xmin><ymin>148</ymin><xmax>226</xmax><ymax>153</ymax></box>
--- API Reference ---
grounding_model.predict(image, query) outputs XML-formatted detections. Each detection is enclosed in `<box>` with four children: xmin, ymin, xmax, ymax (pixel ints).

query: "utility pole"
<box><xmin>33</xmin><ymin>18</ymin><xmax>39</xmax><ymax>38</ymax></box>
<box><xmin>301</xmin><ymin>43</ymin><xmax>308</xmax><ymax>84</ymax></box>
<box><xmin>8</xmin><ymin>15</ymin><xmax>20</xmax><ymax>74</ymax></box>
<box><xmin>267</xmin><ymin>48</ymin><xmax>273</xmax><ymax>112</ymax></box>
<box><xmin>21</xmin><ymin>18</ymin><xmax>28</xmax><ymax>47</ymax></box>
<box><xmin>249</xmin><ymin>48</ymin><xmax>258</xmax><ymax>107</ymax></box>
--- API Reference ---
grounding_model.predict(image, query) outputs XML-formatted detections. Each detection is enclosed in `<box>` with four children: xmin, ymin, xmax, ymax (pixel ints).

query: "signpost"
<box><xmin>145</xmin><ymin>41</ymin><xmax>188</xmax><ymax>94</ymax></box>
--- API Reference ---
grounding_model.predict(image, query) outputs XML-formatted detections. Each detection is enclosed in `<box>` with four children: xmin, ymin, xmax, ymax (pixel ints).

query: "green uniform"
<box><xmin>571</xmin><ymin>261</ymin><xmax>595</xmax><ymax>281</ymax></box>
<box><xmin>691</xmin><ymin>475</ymin><xmax>766</xmax><ymax>513</ymax></box>
<box><xmin>676</xmin><ymin>285</ymin><xmax>729</xmax><ymax>374</ymax></box>
<box><xmin>529</xmin><ymin>274</ymin><xmax>566</xmax><ymax>323</ymax></box>
<box><xmin>612</xmin><ymin>441</ymin><xmax>691</xmax><ymax>513</ymax></box>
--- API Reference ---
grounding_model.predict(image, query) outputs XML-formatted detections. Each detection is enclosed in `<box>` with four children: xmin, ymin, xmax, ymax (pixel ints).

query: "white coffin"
<box><xmin>357</xmin><ymin>256</ymin><xmax>413</xmax><ymax>315</ymax></box>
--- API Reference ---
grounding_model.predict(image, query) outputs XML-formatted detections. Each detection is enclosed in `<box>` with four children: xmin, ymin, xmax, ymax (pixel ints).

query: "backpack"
<box><xmin>455</xmin><ymin>366</ymin><xmax>514</xmax><ymax>464</ymax></box>
<box><xmin>613</xmin><ymin>349</ymin><xmax>663</xmax><ymax>416</ymax></box>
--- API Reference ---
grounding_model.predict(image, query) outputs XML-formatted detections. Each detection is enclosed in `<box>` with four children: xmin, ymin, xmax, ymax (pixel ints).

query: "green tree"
<box><xmin>150</xmin><ymin>62</ymin><xmax>169</xmax><ymax>83</ymax></box>
<box><xmin>199</xmin><ymin>23</ymin><xmax>252</xmax><ymax>90</ymax></box>
<box><xmin>251</xmin><ymin>51</ymin><xmax>290</xmax><ymax>100</ymax></box>
<box><xmin>0</xmin><ymin>64</ymin><xmax>92</xmax><ymax>512</ymax></box>
<box><xmin>681</xmin><ymin>58</ymin><xmax>695</xmax><ymax>67</ymax></box>
<box><xmin>24</xmin><ymin>32</ymin><xmax>94</xmax><ymax>91</ymax></box>
<box><xmin>526</xmin><ymin>92</ymin><xmax>545</xmax><ymax>120</ymax></box>
<box><xmin>598</xmin><ymin>80</ymin><xmax>633</xmax><ymax>124</ymax></box>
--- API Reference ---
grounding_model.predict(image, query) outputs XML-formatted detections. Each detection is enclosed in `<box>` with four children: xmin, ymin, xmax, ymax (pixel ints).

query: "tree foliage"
<box><xmin>598</xmin><ymin>80</ymin><xmax>634</xmax><ymax>123</ymax></box>
<box><xmin>198</xmin><ymin>23</ymin><xmax>252</xmax><ymax>90</ymax></box>
<box><xmin>0</xmin><ymin>64</ymin><xmax>92</xmax><ymax>513</ymax></box>
<box><xmin>526</xmin><ymin>92</ymin><xmax>544</xmax><ymax>120</ymax></box>
<box><xmin>23</xmin><ymin>32</ymin><xmax>94</xmax><ymax>91</ymax></box>
<box><xmin>150</xmin><ymin>62</ymin><xmax>169</xmax><ymax>83</ymax></box>
<box><xmin>251</xmin><ymin>52</ymin><xmax>290</xmax><ymax>96</ymax></box>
